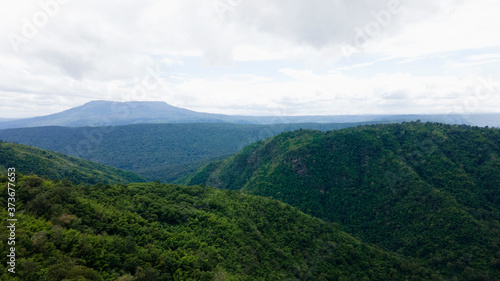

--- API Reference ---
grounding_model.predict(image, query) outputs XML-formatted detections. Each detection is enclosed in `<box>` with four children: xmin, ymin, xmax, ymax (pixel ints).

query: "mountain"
<box><xmin>0</xmin><ymin>174</ymin><xmax>442</xmax><ymax>280</ymax></box>
<box><xmin>0</xmin><ymin>122</ymin><xmax>382</xmax><ymax>182</ymax></box>
<box><xmin>0</xmin><ymin>141</ymin><xmax>146</xmax><ymax>184</ymax></box>
<box><xmin>0</xmin><ymin>101</ymin><xmax>228</xmax><ymax>129</ymax></box>
<box><xmin>0</xmin><ymin>100</ymin><xmax>499</xmax><ymax>129</ymax></box>
<box><xmin>187</xmin><ymin>122</ymin><xmax>500</xmax><ymax>279</ymax></box>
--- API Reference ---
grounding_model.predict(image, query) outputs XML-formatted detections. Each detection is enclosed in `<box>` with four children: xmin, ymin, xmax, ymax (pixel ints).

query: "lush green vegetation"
<box><xmin>0</xmin><ymin>141</ymin><xmax>146</xmax><ymax>185</ymax></box>
<box><xmin>188</xmin><ymin>122</ymin><xmax>500</xmax><ymax>280</ymax></box>
<box><xmin>0</xmin><ymin>122</ymin><xmax>379</xmax><ymax>182</ymax></box>
<box><xmin>0</xmin><ymin>174</ymin><xmax>441</xmax><ymax>280</ymax></box>
<box><xmin>3</xmin><ymin>121</ymin><xmax>499</xmax><ymax>279</ymax></box>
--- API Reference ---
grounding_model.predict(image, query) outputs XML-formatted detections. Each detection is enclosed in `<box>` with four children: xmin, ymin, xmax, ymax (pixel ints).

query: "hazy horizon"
<box><xmin>1</xmin><ymin>1</ymin><xmax>499</xmax><ymax>118</ymax></box>
<box><xmin>3</xmin><ymin>100</ymin><xmax>500</xmax><ymax>120</ymax></box>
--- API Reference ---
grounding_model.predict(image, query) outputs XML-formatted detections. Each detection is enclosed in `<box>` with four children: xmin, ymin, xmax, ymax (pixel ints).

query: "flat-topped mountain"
<box><xmin>0</xmin><ymin>100</ymin><xmax>499</xmax><ymax>129</ymax></box>
<box><xmin>0</xmin><ymin>101</ymin><xmax>231</xmax><ymax>129</ymax></box>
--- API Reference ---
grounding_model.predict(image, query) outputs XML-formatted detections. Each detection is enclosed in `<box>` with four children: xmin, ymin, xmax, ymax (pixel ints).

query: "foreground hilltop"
<box><xmin>0</xmin><ymin>174</ymin><xmax>438</xmax><ymax>280</ymax></box>
<box><xmin>187</xmin><ymin>122</ymin><xmax>500</xmax><ymax>279</ymax></box>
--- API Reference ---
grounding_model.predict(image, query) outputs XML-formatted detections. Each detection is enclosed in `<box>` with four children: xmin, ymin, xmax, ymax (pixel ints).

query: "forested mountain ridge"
<box><xmin>0</xmin><ymin>122</ymin><xmax>381</xmax><ymax>182</ymax></box>
<box><xmin>0</xmin><ymin>174</ymin><xmax>441</xmax><ymax>280</ymax></box>
<box><xmin>187</xmin><ymin>122</ymin><xmax>500</xmax><ymax>279</ymax></box>
<box><xmin>0</xmin><ymin>141</ymin><xmax>146</xmax><ymax>184</ymax></box>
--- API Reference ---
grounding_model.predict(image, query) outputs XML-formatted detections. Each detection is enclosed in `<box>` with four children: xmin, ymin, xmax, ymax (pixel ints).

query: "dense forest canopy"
<box><xmin>1</xmin><ymin>121</ymin><xmax>499</xmax><ymax>280</ymax></box>
<box><xmin>0</xmin><ymin>122</ymin><xmax>379</xmax><ymax>182</ymax></box>
<box><xmin>0</xmin><ymin>174</ymin><xmax>439</xmax><ymax>280</ymax></box>
<box><xmin>187</xmin><ymin>122</ymin><xmax>500</xmax><ymax>279</ymax></box>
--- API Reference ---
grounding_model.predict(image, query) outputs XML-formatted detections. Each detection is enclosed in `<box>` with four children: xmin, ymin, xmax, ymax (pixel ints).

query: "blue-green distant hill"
<box><xmin>0</xmin><ymin>100</ymin><xmax>498</xmax><ymax>129</ymax></box>
<box><xmin>0</xmin><ymin>122</ymin><xmax>381</xmax><ymax>182</ymax></box>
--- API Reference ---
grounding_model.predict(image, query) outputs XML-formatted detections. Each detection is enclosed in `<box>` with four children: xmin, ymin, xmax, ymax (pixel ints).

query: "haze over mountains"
<box><xmin>2</xmin><ymin>0</ymin><xmax>499</xmax><ymax>278</ymax></box>
<box><xmin>0</xmin><ymin>100</ymin><xmax>499</xmax><ymax>280</ymax></box>
<box><xmin>0</xmin><ymin>100</ymin><xmax>499</xmax><ymax>129</ymax></box>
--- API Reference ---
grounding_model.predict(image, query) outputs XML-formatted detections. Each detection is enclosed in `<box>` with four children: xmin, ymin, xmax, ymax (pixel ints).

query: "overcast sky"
<box><xmin>1</xmin><ymin>0</ymin><xmax>499</xmax><ymax>118</ymax></box>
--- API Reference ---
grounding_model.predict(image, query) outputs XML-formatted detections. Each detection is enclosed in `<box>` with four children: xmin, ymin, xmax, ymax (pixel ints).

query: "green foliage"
<box><xmin>0</xmin><ymin>174</ymin><xmax>437</xmax><ymax>280</ymax></box>
<box><xmin>0</xmin><ymin>122</ymin><xmax>382</xmax><ymax>182</ymax></box>
<box><xmin>188</xmin><ymin>122</ymin><xmax>500</xmax><ymax>280</ymax></box>
<box><xmin>0</xmin><ymin>142</ymin><xmax>146</xmax><ymax>184</ymax></box>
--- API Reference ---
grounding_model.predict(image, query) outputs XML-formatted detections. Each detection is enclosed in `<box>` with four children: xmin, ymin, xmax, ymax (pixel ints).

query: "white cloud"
<box><xmin>366</xmin><ymin>0</ymin><xmax>500</xmax><ymax>58</ymax></box>
<box><xmin>168</xmin><ymin>69</ymin><xmax>500</xmax><ymax>116</ymax></box>
<box><xmin>0</xmin><ymin>0</ymin><xmax>499</xmax><ymax>118</ymax></box>
<box><xmin>468</xmin><ymin>53</ymin><xmax>500</xmax><ymax>62</ymax></box>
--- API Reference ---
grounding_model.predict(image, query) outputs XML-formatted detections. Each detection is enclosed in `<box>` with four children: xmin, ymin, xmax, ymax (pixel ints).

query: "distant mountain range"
<box><xmin>0</xmin><ymin>100</ymin><xmax>499</xmax><ymax>129</ymax></box>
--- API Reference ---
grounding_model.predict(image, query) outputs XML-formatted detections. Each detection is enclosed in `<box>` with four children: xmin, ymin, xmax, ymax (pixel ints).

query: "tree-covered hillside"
<box><xmin>187</xmin><ymin>122</ymin><xmax>500</xmax><ymax>280</ymax></box>
<box><xmin>0</xmin><ymin>122</ymin><xmax>378</xmax><ymax>182</ymax></box>
<box><xmin>0</xmin><ymin>174</ymin><xmax>439</xmax><ymax>280</ymax></box>
<box><xmin>0</xmin><ymin>141</ymin><xmax>146</xmax><ymax>185</ymax></box>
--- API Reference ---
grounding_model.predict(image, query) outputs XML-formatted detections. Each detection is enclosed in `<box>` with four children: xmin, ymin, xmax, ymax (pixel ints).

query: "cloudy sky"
<box><xmin>1</xmin><ymin>0</ymin><xmax>499</xmax><ymax>118</ymax></box>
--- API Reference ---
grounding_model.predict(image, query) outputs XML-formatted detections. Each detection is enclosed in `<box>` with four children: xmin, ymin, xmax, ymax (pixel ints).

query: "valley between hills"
<box><xmin>0</xmin><ymin>102</ymin><xmax>499</xmax><ymax>280</ymax></box>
